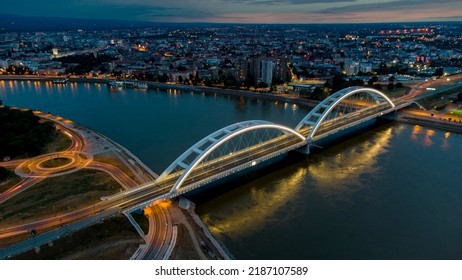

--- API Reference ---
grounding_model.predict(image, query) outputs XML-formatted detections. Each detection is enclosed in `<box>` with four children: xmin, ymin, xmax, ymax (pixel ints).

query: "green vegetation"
<box><xmin>0</xmin><ymin>169</ymin><xmax>121</xmax><ymax>226</ymax></box>
<box><xmin>450</xmin><ymin>109</ymin><xmax>462</xmax><ymax>117</ymax></box>
<box><xmin>53</xmin><ymin>53</ymin><xmax>115</xmax><ymax>75</ymax></box>
<box><xmin>93</xmin><ymin>152</ymin><xmax>140</xmax><ymax>184</ymax></box>
<box><xmin>0</xmin><ymin>168</ymin><xmax>21</xmax><ymax>193</ymax></box>
<box><xmin>12</xmin><ymin>215</ymin><xmax>143</xmax><ymax>260</ymax></box>
<box><xmin>43</xmin><ymin>132</ymin><xmax>72</xmax><ymax>153</ymax></box>
<box><xmin>0</xmin><ymin>166</ymin><xmax>12</xmax><ymax>181</ymax></box>
<box><xmin>380</xmin><ymin>85</ymin><xmax>410</xmax><ymax>99</ymax></box>
<box><xmin>40</xmin><ymin>157</ymin><xmax>72</xmax><ymax>168</ymax></box>
<box><xmin>0</xmin><ymin>107</ymin><xmax>56</xmax><ymax>158</ymax></box>
<box><xmin>419</xmin><ymin>88</ymin><xmax>461</xmax><ymax>110</ymax></box>
<box><xmin>299</xmin><ymin>87</ymin><xmax>328</xmax><ymax>101</ymax></box>
<box><xmin>130</xmin><ymin>212</ymin><xmax>150</xmax><ymax>235</ymax></box>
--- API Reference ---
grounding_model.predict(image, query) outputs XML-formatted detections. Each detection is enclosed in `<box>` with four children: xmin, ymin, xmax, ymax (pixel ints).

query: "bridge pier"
<box><xmin>294</xmin><ymin>144</ymin><xmax>310</xmax><ymax>155</ymax></box>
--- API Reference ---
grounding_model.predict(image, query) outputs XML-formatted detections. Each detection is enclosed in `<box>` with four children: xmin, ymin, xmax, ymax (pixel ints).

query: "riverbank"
<box><xmin>394</xmin><ymin>111</ymin><xmax>462</xmax><ymax>134</ymax></box>
<box><xmin>0</xmin><ymin>75</ymin><xmax>320</xmax><ymax>108</ymax></box>
<box><xmin>0</xmin><ymin>105</ymin><xmax>233</xmax><ymax>260</ymax></box>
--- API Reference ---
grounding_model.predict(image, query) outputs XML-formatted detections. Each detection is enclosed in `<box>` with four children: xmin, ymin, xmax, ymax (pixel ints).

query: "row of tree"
<box><xmin>0</xmin><ymin>107</ymin><xmax>56</xmax><ymax>158</ymax></box>
<box><xmin>298</xmin><ymin>72</ymin><xmax>405</xmax><ymax>101</ymax></box>
<box><xmin>0</xmin><ymin>166</ymin><xmax>12</xmax><ymax>182</ymax></box>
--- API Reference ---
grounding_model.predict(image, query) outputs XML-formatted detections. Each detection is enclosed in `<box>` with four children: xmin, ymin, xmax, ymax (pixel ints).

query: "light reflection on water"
<box><xmin>202</xmin><ymin>167</ymin><xmax>308</xmax><ymax>237</ymax></box>
<box><xmin>197</xmin><ymin>123</ymin><xmax>462</xmax><ymax>259</ymax></box>
<box><xmin>201</xmin><ymin>126</ymin><xmax>395</xmax><ymax>240</ymax></box>
<box><xmin>3</xmin><ymin>80</ymin><xmax>462</xmax><ymax>259</ymax></box>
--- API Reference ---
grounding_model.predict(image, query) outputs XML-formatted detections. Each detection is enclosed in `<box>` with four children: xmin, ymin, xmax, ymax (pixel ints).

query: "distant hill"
<box><xmin>0</xmin><ymin>14</ymin><xmax>460</xmax><ymax>33</ymax></box>
<box><xmin>0</xmin><ymin>14</ymin><xmax>155</xmax><ymax>32</ymax></box>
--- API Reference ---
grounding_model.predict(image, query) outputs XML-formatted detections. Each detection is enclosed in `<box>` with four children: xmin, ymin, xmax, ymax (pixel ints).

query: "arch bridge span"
<box><xmin>155</xmin><ymin>120</ymin><xmax>307</xmax><ymax>196</ymax></box>
<box><xmin>295</xmin><ymin>86</ymin><xmax>396</xmax><ymax>142</ymax></box>
<box><xmin>134</xmin><ymin>87</ymin><xmax>404</xmax><ymax>203</ymax></box>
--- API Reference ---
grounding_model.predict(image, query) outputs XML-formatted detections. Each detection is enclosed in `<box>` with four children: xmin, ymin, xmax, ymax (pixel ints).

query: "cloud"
<box><xmin>318</xmin><ymin>0</ymin><xmax>461</xmax><ymax>13</ymax></box>
<box><xmin>3</xmin><ymin>0</ymin><xmax>462</xmax><ymax>23</ymax></box>
<box><xmin>223</xmin><ymin>0</ymin><xmax>355</xmax><ymax>5</ymax></box>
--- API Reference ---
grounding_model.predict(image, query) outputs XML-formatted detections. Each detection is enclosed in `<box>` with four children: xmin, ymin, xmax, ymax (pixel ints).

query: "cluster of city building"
<box><xmin>0</xmin><ymin>22</ymin><xmax>461</xmax><ymax>91</ymax></box>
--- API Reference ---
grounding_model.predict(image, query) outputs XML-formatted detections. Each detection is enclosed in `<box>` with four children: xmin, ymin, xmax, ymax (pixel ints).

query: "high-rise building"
<box><xmin>260</xmin><ymin>59</ymin><xmax>275</xmax><ymax>86</ymax></box>
<box><xmin>274</xmin><ymin>58</ymin><xmax>289</xmax><ymax>84</ymax></box>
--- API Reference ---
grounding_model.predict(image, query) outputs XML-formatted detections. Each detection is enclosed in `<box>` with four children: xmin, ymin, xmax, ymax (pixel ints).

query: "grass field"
<box><xmin>11</xmin><ymin>215</ymin><xmax>143</xmax><ymax>260</ymax></box>
<box><xmin>0</xmin><ymin>173</ymin><xmax>21</xmax><ymax>194</ymax></box>
<box><xmin>40</xmin><ymin>158</ymin><xmax>72</xmax><ymax>168</ymax></box>
<box><xmin>93</xmin><ymin>152</ymin><xmax>141</xmax><ymax>184</ymax></box>
<box><xmin>449</xmin><ymin>109</ymin><xmax>462</xmax><ymax>117</ymax></box>
<box><xmin>380</xmin><ymin>85</ymin><xmax>410</xmax><ymax>99</ymax></box>
<box><xmin>0</xmin><ymin>169</ymin><xmax>121</xmax><ymax>226</ymax></box>
<box><xmin>43</xmin><ymin>132</ymin><xmax>72</xmax><ymax>153</ymax></box>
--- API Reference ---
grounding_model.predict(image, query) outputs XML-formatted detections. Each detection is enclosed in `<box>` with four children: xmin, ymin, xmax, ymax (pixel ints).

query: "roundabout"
<box><xmin>15</xmin><ymin>151</ymin><xmax>93</xmax><ymax>178</ymax></box>
<box><xmin>39</xmin><ymin>157</ymin><xmax>73</xmax><ymax>169</ymax></box>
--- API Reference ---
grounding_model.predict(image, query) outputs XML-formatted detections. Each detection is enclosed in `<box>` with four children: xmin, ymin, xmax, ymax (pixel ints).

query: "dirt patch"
<box><xmin>169</xmin><ymin>223</ymin><xmax>202</xmax><ymax>260</ymax></box>
<box><xmin>11</xmin><ymin>215</ymin><xmax>143</xmax><ymax>260</ymax></box>
<box><xmin>0</xmin><ymin>169</ymin><xmax>121</xmax><ymax>227</ymax></box>
<box><xmin>93</xmin><ymin>152</ymin><xmax>141</xmax><ymax>184</ymax></box>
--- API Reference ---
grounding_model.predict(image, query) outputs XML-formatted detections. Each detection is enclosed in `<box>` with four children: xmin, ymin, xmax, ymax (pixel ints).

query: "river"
<box><xmin>1</xmin><ymin>80</ymin><xmax>462</xmax><ymax>259</ymax></box>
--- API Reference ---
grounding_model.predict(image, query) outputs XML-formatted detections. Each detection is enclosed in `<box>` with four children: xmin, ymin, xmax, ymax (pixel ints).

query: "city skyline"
<box><xmin>3</xmin><ymin>0</ymin><xmax>462</xmax><ymax>24</ymax></box>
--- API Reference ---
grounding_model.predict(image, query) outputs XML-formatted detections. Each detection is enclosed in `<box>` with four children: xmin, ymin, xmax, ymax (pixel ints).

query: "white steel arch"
<box><xmin>156</xmin><ymin>120</ymin><xmax>306</xmax><ymax>196</ymax></box>
<box><xmin>295</xmin><ymin>86</ymin><xmax>395</xmax><ymax>141</ymax></box>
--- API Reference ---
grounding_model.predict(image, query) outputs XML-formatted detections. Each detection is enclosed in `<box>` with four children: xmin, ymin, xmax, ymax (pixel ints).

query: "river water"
<box><xmin>1</xmin><ymin>80</ymin><xmax>462</xmax><ymax>259</ymax></box>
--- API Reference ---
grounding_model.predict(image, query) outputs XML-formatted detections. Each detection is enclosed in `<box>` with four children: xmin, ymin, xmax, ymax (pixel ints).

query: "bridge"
<box><xmin>117</xmin><ymin>86</ymin><xmax>414</xmax><ymax>212</ymax></box>
<box><xmin>0</xmin><ymin>86</ymin><xmax>423</xmax><ymax>259</ymax></box>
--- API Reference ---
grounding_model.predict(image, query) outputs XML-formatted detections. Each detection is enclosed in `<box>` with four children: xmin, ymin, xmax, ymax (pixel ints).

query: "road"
<box><xmin>0</xmin><ymin>110</ymin><xmax>174</xmax><ymax>260</ymax></box>
<box><xmin>3</xmin><ymin>77</ymin><xmax>461</xmax><ymax>259</ymax></box>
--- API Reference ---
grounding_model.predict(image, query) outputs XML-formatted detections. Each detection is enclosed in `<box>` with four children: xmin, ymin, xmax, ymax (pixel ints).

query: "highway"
<box><xmin>0</xmin><ymin>90</ymin><xmax>405</xmax><ymax>259</ymax></box>
<box><xmin>137</xmin><ymin>204</ymin><xmax>173</xmax><ymax>259</ymax></box>
<box><xmin>0</xmin><ymin>125</ymin><xmax>306</xmax><ymax>258</ymax></box>
<box><xmin>0</xmin><ymin>111</ymin><xmax>173</xmax><ymax>259</ymax></box>
<box><xmin>3</xmin><ymin>79</ymin><xmax>461</xmax><ymax>259</ymax></box>
<box><xmin>0</xmin><ymin>177</ymin><xmax>44</xmax><ymax>205</ymax></box>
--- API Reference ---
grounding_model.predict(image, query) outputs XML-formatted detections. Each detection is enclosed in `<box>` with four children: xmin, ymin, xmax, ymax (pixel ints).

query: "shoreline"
<box><xmin>0</xmin><ymin>105</ymin><xmax>233</xmax><ymax>260</ymax></box>
<box><xmin>0</xmin><ymin>75</ymin><xmax>320</xmax><ymax>108</ymax></box>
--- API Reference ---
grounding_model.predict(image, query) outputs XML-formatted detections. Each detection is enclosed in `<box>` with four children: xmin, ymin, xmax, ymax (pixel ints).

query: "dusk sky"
<box><xmin>3</xmin><ymin>0</ymin><xmax>462</xmax><ymax>23</ymax></box>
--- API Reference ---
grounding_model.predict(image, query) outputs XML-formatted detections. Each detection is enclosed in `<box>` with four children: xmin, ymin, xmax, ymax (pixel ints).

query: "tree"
<box><xmin>332</xmin><ymin>73</ymin><xmax>346</xmax><ymax>92</ymax></box>
<box><xmin>224</xmin><ymin>74</ymin><xmax>237</xmax><ymax>87</ymax></box>
<box><xmin>257</xmin><ymin>81</ymin><xmax>268</xmax><ymax>88</ymax></box>
<box><xmin>434</xmin><ymin>67</ymin><xmax>444</xmax><ymax>77</ymax></box>
<box><xmin>312</xmin><ymin>87</ymin><xmax>326</xmax><ymax>101</ymax></box>
<box><xmin>178</xmin><ymin>75</ymin><xmax>183</xmax><ymax>84</ymax></box>
<box><xmin>177</xmin><ymin>65</ymin><xmax>187</xmax><ymax>71</ymax></box>
<box><xmin>368</xmin><ymin>75</ymin><xmax>379</xmax><ymax>86</ymax></box>
<box><xmin>0</xmin><ymin>166</ymin><xmax>11</xmax><ymax>181</ymax></box>
<box><xmin>0</xmin><ymin>108</ymin><xmax>56</xmax><ymax>158</ymax></box>
<box><xmin>351</xmin><ymin>78</ymin><xmax>364</xmax><ymax>87</ymax></box>
<box><xmin>159</xmin><ymin>73</ymin><xmax>169</xmax><ymax>83</ymax></box>
<box><xmin>204</xmin><ymin>77</ymin><xmax>213</xmax><ymax>87</ymax></box>
<box><xmin>388</xmin><ymin>75</ymin><xmax>396</xmax><ymax>82</ymax></box>
<box><xmin>387</xmin><ymin>82</ymin><xmax>395</xmax><ymax>91</ymax></box>
<box><xmin>457</xmin><ymin>92</ymin><xmax>462</xmax><ymax>102</ymax></box>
